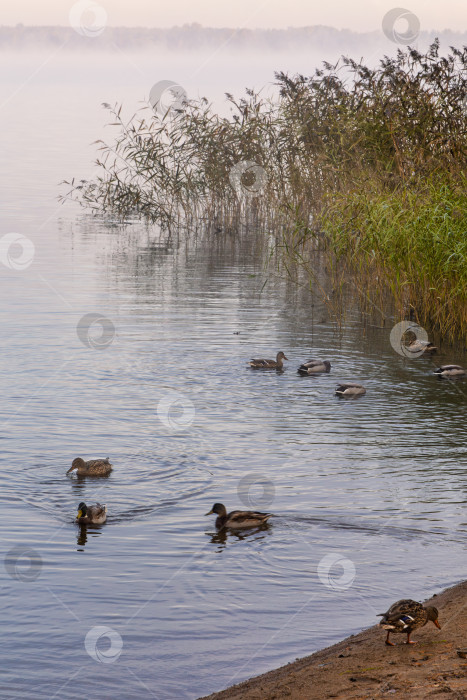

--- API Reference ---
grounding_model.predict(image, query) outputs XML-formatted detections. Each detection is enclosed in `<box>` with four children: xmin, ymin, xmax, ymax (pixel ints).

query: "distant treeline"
<box><xmin>1</xmin><ymin>24</ymin><xmax>467</xmax><ymax>51</ymax></box>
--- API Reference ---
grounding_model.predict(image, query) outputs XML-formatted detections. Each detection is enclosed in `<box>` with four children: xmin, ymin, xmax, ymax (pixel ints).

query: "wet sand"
<box><xmin>200</xmin><ymin>581</ymin><xmax>467</xmax><ymax>699</ymax></box>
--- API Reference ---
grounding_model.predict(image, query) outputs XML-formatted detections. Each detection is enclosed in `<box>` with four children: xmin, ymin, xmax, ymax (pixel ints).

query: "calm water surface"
<box><xmin>1</xmin><ymin>53</ymin><xmax>466</xmax><ymax>700</ymax></box>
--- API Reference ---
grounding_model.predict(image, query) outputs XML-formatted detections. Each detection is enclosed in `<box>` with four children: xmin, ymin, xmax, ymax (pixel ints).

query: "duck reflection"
<box><xmin>207</xmin><ymin>524</ymin><xmax>272</xmax><ymax>550</ymax></box>
<box><xmin>76</xmin><ymin>523</ymin><xmax>105</xmax><ymax>549</ymax></box>
<box><xmin>77</xmin><ymin>524</ymin><xmax>88</xmax><ymax>547</ymax></box>
<box><xmin>69</xmin><ymin>472</ymin><xmax>111</xmax><ymax>494</ymax></box>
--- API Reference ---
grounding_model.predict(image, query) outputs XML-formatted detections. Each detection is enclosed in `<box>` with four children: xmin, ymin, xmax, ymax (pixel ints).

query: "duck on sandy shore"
<box><xmin>378</xmin><ymin>599</ymin><xmax>441</xmax><ymax>646</ymax></box>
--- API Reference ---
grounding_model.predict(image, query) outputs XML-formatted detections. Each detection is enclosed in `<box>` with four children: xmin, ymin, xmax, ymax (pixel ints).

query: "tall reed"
<box><xmin>62</xmin><ymin>40</ymin><xmax>467</xmax><ymax>339</ymax></box>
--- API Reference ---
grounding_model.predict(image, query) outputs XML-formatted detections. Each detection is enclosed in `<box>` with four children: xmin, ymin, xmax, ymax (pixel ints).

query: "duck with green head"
<box><xmin>76</xmin><ymin>502</ymin><xmax>107</xmax><ymax>525</ymax></box>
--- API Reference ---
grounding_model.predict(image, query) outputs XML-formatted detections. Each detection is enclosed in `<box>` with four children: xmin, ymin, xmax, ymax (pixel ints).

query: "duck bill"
<box><xmin>76</xmin><ymin>510</ymin><xmax>83</xmax><ymax>520</ymax></box>
<box><xmin>205</xmin><ymin>509</ymin><xmax>213</xmax><ymax>516</ymax></box>
<box><xmin>433</xmin><ymin>620</ymin><xmax>441</xmax><ymax>629</ymax></box>
<box><xmin>284</xmin><ymin>356</ymin><xmax>289</xmax><ymax>360</ymax></box>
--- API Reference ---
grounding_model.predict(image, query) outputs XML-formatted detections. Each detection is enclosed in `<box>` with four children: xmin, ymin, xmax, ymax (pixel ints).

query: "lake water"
<box><xmin>1</xmin><ymin>50</ymin><xmax>466</xmax><ymax>700</ymax></box>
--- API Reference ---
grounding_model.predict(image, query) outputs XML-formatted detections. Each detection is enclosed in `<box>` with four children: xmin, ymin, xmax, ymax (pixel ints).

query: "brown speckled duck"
<box><xmin>205</xmin><ymin>503</ymin><xmax>272</xmax><ymax>530</ymax></box>
<box><xmin>378</xmin><ymin>599</ymin><xmax>441</xmax><ymax>646</ymax></box>
<box><xmin>67</xmin><ymin>457</ymin><xmax>113</xmax><ymax>476</ymax></box>
<box><xmin>249</xmin><ymin>351</ymin><xmax>288</xmax><ymax>369</ymax></box>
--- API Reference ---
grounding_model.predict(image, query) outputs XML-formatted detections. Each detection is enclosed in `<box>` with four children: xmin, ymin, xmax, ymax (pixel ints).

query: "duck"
<box><xmin>378</xmin><ymin>599</ymin><xmax>441</xmax><ymax>645</ymax></box>
<box><xmin>406</xmin><ymin>340</ymin><xmax>437</xmax><ymax>354</ymax></box>
<box><xmin>433</xmin><ymin>364</ymin><xmax>466</xmax><ymax>377</ymax></box>
<box><xmin>335</xmin><ymin>382</ymin><xmax>366</xmax><ymax>396</ymax></box>
<box><xmin>67</xmin><ymin>457</ymin><xmax>113</xmax><ymax>476</ymax></box>
<box><xmin>249</xmin><ymin>351</ymin><xmax>288</xmax><ymax>369</ymax></box>
<box><xmin>76</xmin><ymin>502</ymin><xmax>107</xmax><ymax>525</ymax></box>
<box><xmin>205</xmin><ymin>503</ymin><xmax>272</xmax><ymax>530</ymax></box>
<box><xmin>298</xmin><ymin>359</ymin><xmax>331</xmax><ymax>375</ymax></box>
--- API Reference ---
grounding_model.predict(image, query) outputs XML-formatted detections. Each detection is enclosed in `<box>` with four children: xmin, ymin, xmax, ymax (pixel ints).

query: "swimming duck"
<box><xmin>76</xmin><ymin>502</ymin><xmax>107</xmax><ymax>525</ymax></box>
<box><xmin>378</xmin><ymin>599</ymin><xmax>441</xmax><ymax>645</ymax></box>
<box><xmin>406</xmin><ymin>340</ymin><xmax>437</xmax><ymax>354</ymax></box>
<box><xmin>249</xmin><ymin>351</ymin><xmax>288</xmax><ymax>369</ymax></box>
<box><xmin>67</xmin><ymin>457</ymin><xmax>113</xmax><ymax>476</ymax></box>
<box><xmin>205</xmin><ymin>503</ymin><xmax>272</xmax><ymax>529</ymax></box>
<box><xmin>335</xmin><ymin>383</ymin><xmax>366</xmax><ymax>396</ymax></box>
<box><xmin>298</xmin><ymin>359</ymin><xmax>331</xmax><ymax>375</ymax></box>
<box><xmin>433</xmin><ymin>364</ymin><xmax>466</xmax><ymax>377</ymax></box>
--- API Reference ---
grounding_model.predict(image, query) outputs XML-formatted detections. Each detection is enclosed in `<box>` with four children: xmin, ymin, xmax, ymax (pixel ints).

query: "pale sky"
<box><xmin>1</xmin><ymin>0</ymin><xmax>466</xmax><ymax>32</ymax></box>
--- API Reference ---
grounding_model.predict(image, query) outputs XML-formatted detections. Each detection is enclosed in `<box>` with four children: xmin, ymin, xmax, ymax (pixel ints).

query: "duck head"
<box><xmin>76</xmin><ymin>502</ymin><xmax>87</xmax><ymax>520</ymax></box>
<box><xmin>426</xmin><ymin>606</ymin><xmax>441</xmax><ymax>629</ymax></box>
<box><xmin>205</xmin><ymin>503</ymin><xmax>227</xmax><ymax>517</ymax></box>
<box><xmin>67</xmin><ymin>457</ymin><xmax>85</xmax><ymax>474</ymax></box>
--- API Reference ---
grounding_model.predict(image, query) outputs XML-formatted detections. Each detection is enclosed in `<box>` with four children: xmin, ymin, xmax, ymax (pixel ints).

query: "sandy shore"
<box><xmin>199</xmin><ymin>581</ymin><xmax>467</xmax><ymax>699</ymax></box>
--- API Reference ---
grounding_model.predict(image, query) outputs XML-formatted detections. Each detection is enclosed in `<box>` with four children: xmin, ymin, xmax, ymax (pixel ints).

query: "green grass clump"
<box><xmin>322</xmin><ymin>179</ymin><xmax>467</xmax><ymax>339</ymax></box>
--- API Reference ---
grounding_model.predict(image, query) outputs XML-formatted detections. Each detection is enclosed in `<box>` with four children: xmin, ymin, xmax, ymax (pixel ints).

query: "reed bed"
<box><xmin>62</xmin><ymin>40</ymin><xmax>467</xmax><ymax>340</ymax></box>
